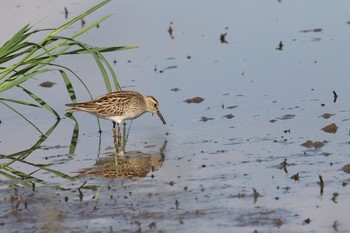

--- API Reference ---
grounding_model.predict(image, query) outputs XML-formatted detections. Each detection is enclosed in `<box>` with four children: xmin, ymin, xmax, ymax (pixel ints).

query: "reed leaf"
<box><xmin>0</xmin><ymin>100</ymin><xmax>44</xmax><ymax>135</ymax></box>
<box><xmin>47</xmin><ymin>0</ymin><xmax>111</xmax><ymax>38</ymax></box>
<box><xmin>59</xmin><ymin>70</ymin><xmax>77</xmax><ymax>102</ymax></box>
<box><xmin>0</xmin><ymin>97</ymin><xmax>41</xmax><ymax>108</ymax></box>
<box><xmin>18</xmin><ymin>85</ymin><xmax>60</xmax><ymax>120</ymax></box>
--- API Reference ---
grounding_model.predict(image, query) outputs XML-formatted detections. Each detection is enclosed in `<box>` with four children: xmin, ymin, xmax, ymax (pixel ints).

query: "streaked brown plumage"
<box><xmin>65</xmin><ymin>90</ymin><xmax>166</xmax><ymax>144</ymax></box>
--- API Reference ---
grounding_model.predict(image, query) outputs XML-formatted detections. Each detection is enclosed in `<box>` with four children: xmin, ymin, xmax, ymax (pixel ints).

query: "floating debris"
<box><xmin>304</xmin><ymin>218</ymin><xmax>311</xmax><ymax>224</ymax></box>
<box><xmin>39</xmin><ymin>81</ymin><xmax>56</xmax><ymax>88</ymax></box>
<box><xmin>175</xmin><ymin>199</ymin><xmax>179</xmax><ymax>209</ymax></box>
<box><xmin>270</xmin><ymin>114</ymin><xmax>296</xmax><ymax>123</ymax></box>
<box><xmin>168</xmin><ymin>21</ymin><xmax>174</xmax><ymax>39</ymax></box>
<box><xmin>333</xmin><ymin>220</ymin><xmax>339</xmax><ymax>232</ymax></box>
<box><xmin>290</xmin><ymin>173</ymin><xmax>299</xmax><ymax>181</ymax></box>
<box><xmin>341</xmin><ymin>164</ymin><xmax>350</xmax><ymax>173</ymax></box>
<box><xmin>78</xmin><ymin>188</ymin><xmax>83</xmax><ymax>201</ymax></box>
<box><xmin>301</xmin><ymin>140</ymin><xmax>326</xmax><ymax>149</ymax></box>
<box><xmin>321</xmin><ymin>123</ymin><xmax>337</xmax><ymax>134</ymax></box>
<box><xmin>300</xmin><ymin>28</ymin><xmax>323</xmax><ymax>33</ymax></box>
<box><xmin>333</xmin><ymin>90</ymin><xmax>338</xmax><ymax>103</ymax></box>
<box><xmin>276</xmin><ymin>40</ymin><xmax>283</xmax><ymax>51</ymax></box>
<box><xmin>170</xmin><ymin>87</ymin><xmax>181</xmax><ymax>92</ymax></box>
<box><xmin>220</xmin><ymin>32</ymin><xmax>228</xmax><ymax>44</ymax></box>
<box><xmin>200</xmin><ymin>116</ymin><xmax>214</xmax><ymax>122</ymax></box>
<box><xmin>184</xmin><ymin>97</ymin><xmax>205</xmax><ymax>104</ymax></box>
<box><xmin>321</xmin><ymin>113</ymin><xmax>334</xmax><ymax>119</ymax></box>
<box><xmin>279</xmin><ymin>114</ymin><xmax>296</xmax><ymax>120</ymax></box>
<box><xmin>332</xmin><ymin>192</ymin><xmax>339</xmax><ymax>203</ymax></box>
<box><xmin>279</xmin><ymin>159</ymin><xmax>288</xmax><ymax>173</ymax></box>
<box><xmin>318</xmin><ymin>174</ymin><xmax>324</xmax><ymax>196</ymax></box>
<box><xmin>64</xmin><ymin>7</ymin><xmax>68</xmax><ymax>19</ymax></box>
<box><xmin>148</xmin><ymin>222</ymin><xmax>157</xmax><ymax>229</ymax></box>
<box><xmin>274</xmin><ymin>218</ymin><xmax>283</xmax><ymax>227</ymax></box>
<box><xmin>252</xmin><ymin>188</ymin><xmax>260</xmax><ymax>204</ymax></box>
<box><xmin>226</xmin><ymin>105</ymin><xmax>238</xmax><ymax>109</ymax></box>
<box><xmin>81</xmin><ymin>18</ymin><xmax>86</xmax><ymax>28</ymax></box>
<box><xmin>159</xmin><ymin>65</ymin><xmax>178</xmax><ymax>73</ymax></box>
<box><xmin>223</xmin><ymin>114</ymin><xmax>234</xmax><ymax>119</ymax></box>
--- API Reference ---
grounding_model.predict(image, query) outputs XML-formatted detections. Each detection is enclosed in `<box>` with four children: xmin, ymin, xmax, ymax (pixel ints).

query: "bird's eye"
<box><xmin>154</xmin><ymin>103</ymin><xmax>157</xmax><ymax>107</ymax></box>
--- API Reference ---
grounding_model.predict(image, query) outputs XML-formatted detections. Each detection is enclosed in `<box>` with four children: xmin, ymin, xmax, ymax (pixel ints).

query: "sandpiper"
<box><xmin>65</xmin><ymin>90</ymin><xmax>166</xmax><ymax>145</ymax></box>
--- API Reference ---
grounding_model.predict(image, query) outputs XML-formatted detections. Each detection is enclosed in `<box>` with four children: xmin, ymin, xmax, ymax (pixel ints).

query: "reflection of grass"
<box><xmin>0</xmin><ymin>0</ymin><xmax>137</xmax><ymax>184</ymax></box>
<box><xmin>0</xmin><ymin>119</ymin><xmax>73</xmax><ymax>184</ymax></box>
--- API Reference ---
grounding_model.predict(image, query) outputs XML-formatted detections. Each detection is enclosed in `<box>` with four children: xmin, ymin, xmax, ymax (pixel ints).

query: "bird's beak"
<box><xmin>157</xmin><ymin>111</ymin><xmax>166</xmax><ymax>125</ymax></box>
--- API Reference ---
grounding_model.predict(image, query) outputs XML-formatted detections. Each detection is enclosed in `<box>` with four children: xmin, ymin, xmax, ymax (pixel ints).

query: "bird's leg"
<box><xmin>113</xmin><ymin>121</ymin><xmax>117</xmax><ymax>145</ymax></box>
<box><xmin>117</xmin><ymin>123</ymin><xmax>121</xmax><ymax>146</ymax></box>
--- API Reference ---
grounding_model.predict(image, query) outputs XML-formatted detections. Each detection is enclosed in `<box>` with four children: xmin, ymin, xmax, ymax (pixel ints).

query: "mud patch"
<box><xmin>39</xmin><ymin>81</ymin><xmax>56</xmax><ymax>88</ymax></box>
<box><xmin>184</xmin><ymin>97</ymin><xmax>205</xmax><ymax>104</ymax></box>
<box><xmin>301</xmin><ymin>140</ymin><xmax>326</xmax><ymax>148</ymax></box>
<box><xmin>321</xmin><ymin>123</ymin><xmax>337</xmax><ymax>134</ymax></box>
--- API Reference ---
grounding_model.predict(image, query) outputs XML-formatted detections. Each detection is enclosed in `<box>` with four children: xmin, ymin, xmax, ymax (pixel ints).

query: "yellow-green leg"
<box><xmin>113</xmin><ymin>122</ymin><xmax>119</xmax><ymax>145</ymax></box>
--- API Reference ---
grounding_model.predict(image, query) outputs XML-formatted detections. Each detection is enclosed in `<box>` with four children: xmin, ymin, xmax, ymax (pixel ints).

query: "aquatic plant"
<box><xmin>0</xmin><ymin>0</ymin><xmax>136</xmax><ymax>183</ymax></box>
<box><xmin>0</xmin><ymin>0</ymin><xmax>136</xmax><ymax>129</ymax></box>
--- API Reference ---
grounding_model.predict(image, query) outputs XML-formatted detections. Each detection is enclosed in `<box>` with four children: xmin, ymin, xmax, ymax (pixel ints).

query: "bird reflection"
<box><xmin>77</xmin><ymin>141</ymin><xmax>167</xmax><ymax>179</ymax></box>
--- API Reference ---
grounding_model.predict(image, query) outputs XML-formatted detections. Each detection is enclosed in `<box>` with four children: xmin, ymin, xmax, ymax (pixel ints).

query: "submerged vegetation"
<box><xmin>0</xmin><ymin>0</ymin><xmax>136</xmax><ymax>182</ymax></box>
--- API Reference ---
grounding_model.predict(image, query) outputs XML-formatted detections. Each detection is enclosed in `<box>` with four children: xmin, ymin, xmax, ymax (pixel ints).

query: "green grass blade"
<box><xmin>0</xmin><ymin>100</ymin><xmax>44</xmax><ymax>135</ymax></box>
<box><xmin>65</xmin><ymin>113</ymin><xmax>79</xmax><ymax>155</ymax></box>
<box><xmin>0</xmin><ymin>97</ymin><xmax>41</xmax><ymax>108</ymax></box>
<box><xmin>53</xmin><ymin>46</ymin><xmax>138</xmax><ymax>55</ymax></box>
<box><xmin>0</xmin><ymin>163</ymin><xmax>43</xmax><ymax>181</ymax></box>
<box><xmin>48</xmin><ymin>0</ymin><xmax>111</xmax><ymax>37</ymax></box>
<box><xmin>97</xmin><ymin>52</ymin><xmax>120</xmax><ymax>91</ymax></box>
<box><xmin>0</xmin><ymin>68</ymin><xmax>52</xmax><ymax>93</ymax></box>
<box><xmin>0</xmin><ymin>24</ymin><xmax>31</xmax><ymax>57</ymax></box>
<box><xmin>71</xmin><ymin>14</ymin><xmax>112</xmax><ymax>39</ymax></box>
<box><xmin>17</xmin><ymin>85</ymin><xmax>61</xmax><ymax>119</ymax></box>
<box><xmin>48</xmin><ymin>63</ymin><xmax>94</xmax><ymax>101</ymax></box>
<box><xmin>6</xmin><ymin>120</ymin><xmax>60</xmax><ymax>161</ymax></box>
<box><xmin>0</xmin><ymin>170</ymin><xmax>19</xmax><ymax>180</ymax></box>
<box><xmin>59</xmin><ymin>70</ymin><xmax>77</xmax><ymax>102</ymax></box>
<box><xmin>19</xmin><ymin>161</ymin><xmax>75</xmax><ymax>181</ymax></box>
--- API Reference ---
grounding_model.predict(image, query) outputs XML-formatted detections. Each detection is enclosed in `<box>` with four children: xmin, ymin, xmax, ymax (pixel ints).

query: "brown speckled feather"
<box><xmin>66</xmin><ymin>90</ymin><xmax>145</xmax><ymax>117</ymax></box>
<box><xmin>65</xmin><ymin>90</ymin><xmax>166</xmax><ymax>125</ymax></box>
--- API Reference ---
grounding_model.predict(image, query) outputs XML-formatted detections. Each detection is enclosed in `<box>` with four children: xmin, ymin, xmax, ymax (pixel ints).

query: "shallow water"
<box><xmin>1</xmin><ymin>1</ymin><xmax>350</xmax><ymax>232</ymax></box>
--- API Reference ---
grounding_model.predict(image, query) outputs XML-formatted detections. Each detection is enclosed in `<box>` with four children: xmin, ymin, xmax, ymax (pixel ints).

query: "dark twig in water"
<box><xmin>333</xmin><ymin>90</ymin><xmax>338</xmax><ymax>103</ymax></box>
<box><xmin>333</xmin><ymin>220</ymin><xmax>339</xmax><ymax>232</ymax></box>
<box><xmin>291</xmin><ymin>173</ymin><xmax>299</xmax><ymax>181</ymax></box>
<box><xmin>78</xmin><ymin>188</ymin><xmax>83</xmax><ymax>201</ymax></box>
<box><xmin>276</xmin><ymin>40</ymin><xmax>283</xmax><ymax>50</ymax></box>
<box><xmin>318</xmin><ymin>174</ymin><xmax>324</xmax><ymax>196</ymax></box>
<box><xmin>81</xmin><ymin>18</ymin><xmax>86</xmax><ymax>28</ymax></box>
<box><xmin>280</xmin><ymin>159</ymin><xmax>288</xmax><ymax>173</ymax></box>
<box><xmin>332</xmin><ymin>192</ymin><xmax>339</xmax><ymax>203</ymax></box>
<box><xmin>220</xmin><ymin>32</ymin><xmax>228</xmax><ymax>44</ymax></box>
<box><xmin>64</xmin><ymin>7</ymin><xmax>69</xmax><ymax>19</ymax></box>
<box><xmin>252</xmin><ymin>188</ymin><xmax>260</xmax><ymax>203</ymax></box>
<box><xmin>168</xmin><ymin>21</ymin><xmax>174</xmax><ymax>39</ymax></box>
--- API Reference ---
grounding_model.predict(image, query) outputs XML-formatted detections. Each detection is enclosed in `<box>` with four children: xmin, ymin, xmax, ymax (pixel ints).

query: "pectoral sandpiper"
<box><xmin>65</xmin><ymin>90</ymin><xmax>166</xmax><ymax>145</ymax></box>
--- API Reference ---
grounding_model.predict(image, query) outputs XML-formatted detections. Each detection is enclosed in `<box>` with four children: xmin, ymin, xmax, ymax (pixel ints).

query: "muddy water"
<box><xmin>1</xmin><ymin>1</ymin><xmax>350</xmax><ymax>232</ymax></box>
